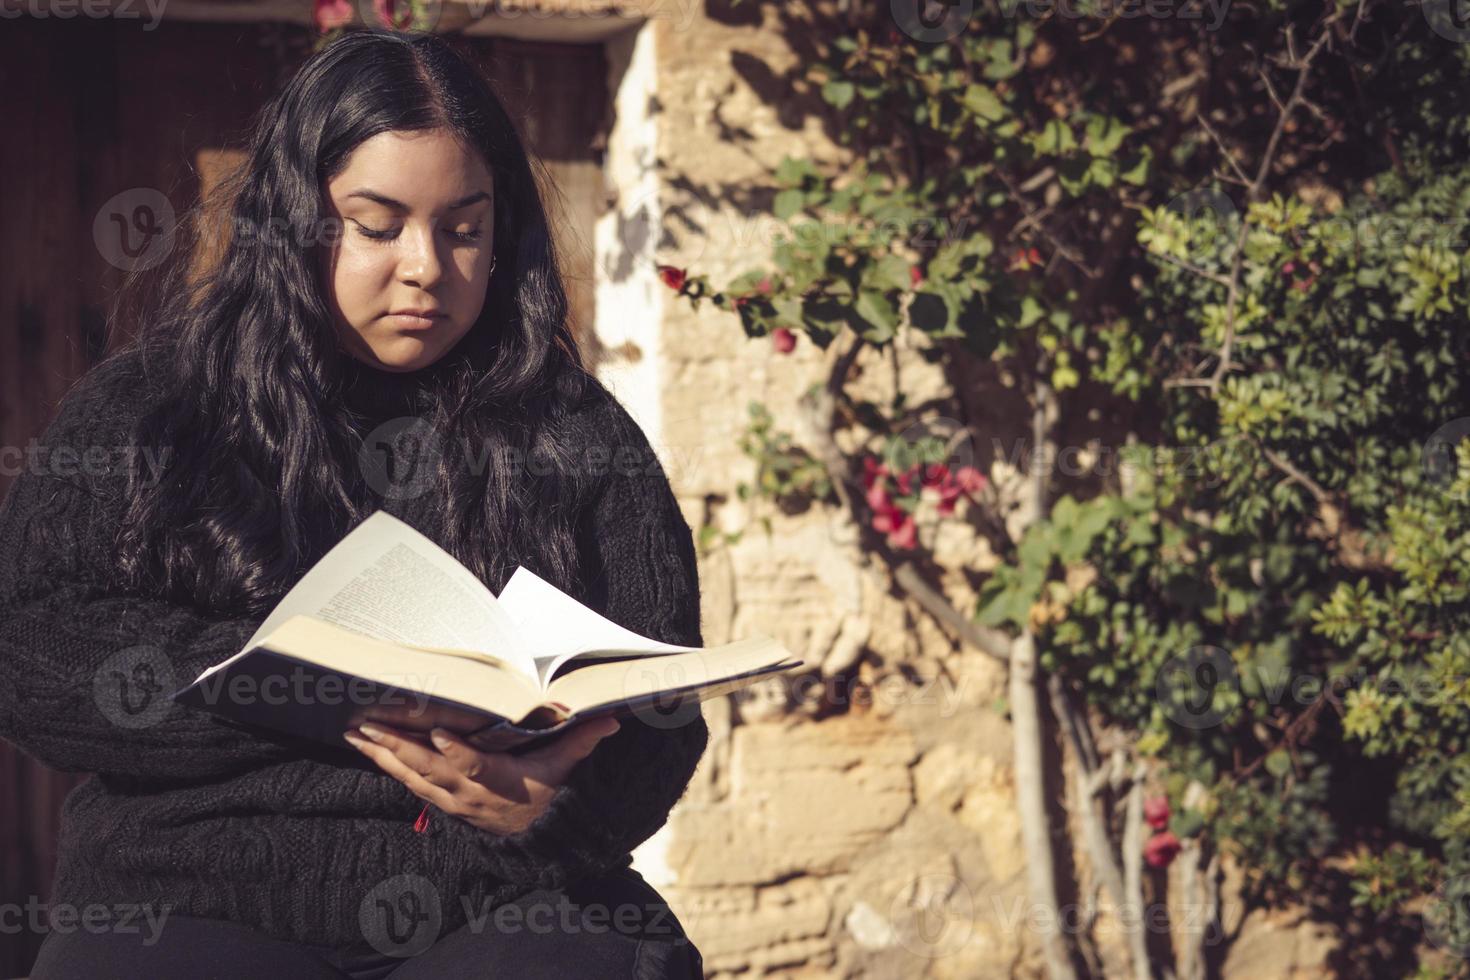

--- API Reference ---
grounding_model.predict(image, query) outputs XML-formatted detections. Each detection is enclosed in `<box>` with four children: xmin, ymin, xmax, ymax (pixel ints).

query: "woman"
<box><xmin>1</xmin><ymin>29</ymin><xmax>708</xmax><ymax>980</ymax></box>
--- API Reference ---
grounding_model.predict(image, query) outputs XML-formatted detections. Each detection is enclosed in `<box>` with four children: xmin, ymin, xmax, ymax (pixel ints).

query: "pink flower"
<box><xmin>893</xmin><ymin>465</ymin><xmax>915</xmax><ymax>496</ymax></box>
<box><xmin>772</xmin><ymin>327</ymin><xmax>797</xmax><ymax>354</ymax></box>
<box><xmin>872</xmin><ymin>506</ymin><xmax>900</xmax><ymax>534</ymax></box>
<box><xmin>1144</xmin><ymin>795</ymin><xmax>1170</xmax><ymax>831</ymax></box>
<box><xmin>1143</xmin><ymin>831</ymin><xmax>1182</xmax><ymax>869</ymax></box>
<box><xmin>372</xmin><ymin>0</ymin><xmax>412</xmax><ymax>29</ymax></box>
<box><xmin>861</xmin><ymin>456</ymin><xmax>890</xmax><ymax>490</ymax></box>
<box><xmin>954</xmin><ymin>465</ymin><xmax>988</xmax><ymax>498</ymax></box>
<box><xmin>757</xmin><ymin>277</ymin><xmax>774</xmax><ymax>294</ymax></box>
<box><xmin>865</xmin><ymin>480</ymin><xmax>892</xmax><ymax>514</ymax></box>
<box><xmin>657</xmin><ymin>265</ymin><xmax>688</xmax><ymax>292</ymax></box>
<box><xmin>937</xmin><ymin>482</ymin><xmax>963</xmax><ymax>516</ymax></box>
<box><xmin>910</xmin><ymin>265</ymin><xmax>924</xmax><ymax>287</ymax></box>
<box><xmin>919</xmin><ymin>462</ymin><xmax>951</xmax><ymax>490</ymax></box>
<box><xmin>887</xmin><ymin>511</ymin><xmax>917</xmax><ymax>550</ymax></box>
<box><xmin>313</xmin><ymin>0</ymin><xmax>353</xmax><ymax>31</ymax></box>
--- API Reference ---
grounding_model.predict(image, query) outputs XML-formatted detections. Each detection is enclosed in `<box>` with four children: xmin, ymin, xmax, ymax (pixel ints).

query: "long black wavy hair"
<box><xmin>111</xmin><ymin>29</ymin><xmax>601</xmax><ymax>617</ymax></box>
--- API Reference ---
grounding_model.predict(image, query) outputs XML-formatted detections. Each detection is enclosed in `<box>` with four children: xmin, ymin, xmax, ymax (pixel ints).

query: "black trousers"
<box><xmin>29</xmin><ymin>866</ymin><xmax>703</xmax><ymax>980</ymax></box>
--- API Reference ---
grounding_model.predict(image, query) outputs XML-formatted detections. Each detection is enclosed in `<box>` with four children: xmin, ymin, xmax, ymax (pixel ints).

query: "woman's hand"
<box><xmin>342</xmin><ymin>716</ymin><xmax>621</xmax><ymax>834</ymax></box>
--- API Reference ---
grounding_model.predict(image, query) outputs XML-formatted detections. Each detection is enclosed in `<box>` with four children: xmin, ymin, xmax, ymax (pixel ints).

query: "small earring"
<box><xmin>488</xmin><ymin>255</ymin><xmax>497</xmax><ymax>277</ymax></box>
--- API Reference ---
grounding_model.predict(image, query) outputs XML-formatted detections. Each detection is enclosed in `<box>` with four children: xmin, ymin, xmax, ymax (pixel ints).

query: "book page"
<box><xmin>234</xmin><ymin>511</ymin><xmax>534</xmax><ymax>680</ymax></box>
<box><xmin>544</xmin><ymin>636</ymin><xmax>799</xmax><ymax>713</ymax></box>
<box><xmin>191</xmin><ymin>614</ymin><xmax>546</xmax><ymax>723</ymax></box>
<box><xmin>494</xmin><ymin>566</ymin><xmax>696</xmax><ymax>689</ymax></box>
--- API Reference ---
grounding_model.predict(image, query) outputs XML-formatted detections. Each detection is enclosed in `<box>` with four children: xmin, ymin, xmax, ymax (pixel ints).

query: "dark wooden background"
<box><xmin>0</xmin><ymin>19</ymin><xmax>607</xmax><ymax>976</ymax></box>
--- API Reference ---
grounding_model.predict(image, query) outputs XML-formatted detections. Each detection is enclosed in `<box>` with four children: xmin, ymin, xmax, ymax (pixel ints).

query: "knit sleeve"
<box><xmin>0</xmin><ymin>349</ymin><xmax>300</xmax><ymax>780</ymax></box>
<box><xmin>438</xmin><ymin>391</ymin><xmax>710</xmax><ymax>891</ymax></box>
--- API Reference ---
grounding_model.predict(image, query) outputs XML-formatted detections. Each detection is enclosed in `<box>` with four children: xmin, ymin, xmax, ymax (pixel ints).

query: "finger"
<box><xmin>428</xmin><ymin>727</ymin><xmax>501</xmax><ymax>784</ymax></box>
<box><xmin>518</xmin><ymin>716</ymin><xmax>621</xmax><ymax>786</ymax></box>
<box><xmin>343</xmin><ymin>730</ymin><xmax>461</xmax><ymax>814</ymax></box>
<box><xmin>352</xmin><ymin>723</ymin><xmax>465</xmax><ymax>793</ymax></box>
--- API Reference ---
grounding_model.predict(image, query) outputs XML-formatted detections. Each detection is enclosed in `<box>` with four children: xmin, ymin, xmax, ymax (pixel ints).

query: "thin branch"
<box><xmin>1195</xmin><ymin>111</ymin><xmax>1251</xmax><ymax>186</ymax></box>
<box><xmin>1153</xmin><ymin>251</ymin><xmax>1234</xmax><ymax>288</ymax></box>
<box><xmin>994</xmin><ymin>167</ymin><xmax>1102</xmax><ymax>279</ymax></box>
<box><xmin>895</xmin><ymin>562</ymin><xmax>1009</xmax><ymax>662</ymax></box>
<box><xmin>1203</xmin><ymin>8</ymin><xmax>1343</xmax><ymax>398</ymax></box>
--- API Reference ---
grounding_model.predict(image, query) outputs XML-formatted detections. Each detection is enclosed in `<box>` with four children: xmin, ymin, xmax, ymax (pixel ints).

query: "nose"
<box><xmin>397</xmin><ymin>222</ymin><xmax>443</xmax><ymax>289</ymax></box>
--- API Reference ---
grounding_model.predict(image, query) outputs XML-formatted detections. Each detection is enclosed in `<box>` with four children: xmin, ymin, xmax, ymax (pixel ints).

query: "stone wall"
<box><xmin>586</xmin><ymin>4</ymin><xmax>1338</xmax><ymax>977</ymax></box>
<box><xmin>585</xmin><ymin>7</ymin><xmax>1045</xmax><ymax>976</ymax></box>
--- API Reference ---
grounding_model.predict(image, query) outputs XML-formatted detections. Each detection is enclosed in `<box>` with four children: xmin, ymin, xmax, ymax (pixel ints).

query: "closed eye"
<box><xmin>350</xmin><ymin>219</ymin><xmax>483</xmax><ymax>244</ymax></box>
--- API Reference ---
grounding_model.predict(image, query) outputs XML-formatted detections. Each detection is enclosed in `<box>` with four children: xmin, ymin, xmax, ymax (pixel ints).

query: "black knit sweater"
<box><xmin>0</xmin><ymin>343</ymin><xmax>709</xmax><ymax>950</ymax></box>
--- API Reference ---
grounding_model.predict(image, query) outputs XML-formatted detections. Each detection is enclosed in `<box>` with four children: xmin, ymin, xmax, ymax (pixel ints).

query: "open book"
<box><xmin>170</xmin><ymin>511</ymin><xmax>802</xmax><ymax>754</ymax></box>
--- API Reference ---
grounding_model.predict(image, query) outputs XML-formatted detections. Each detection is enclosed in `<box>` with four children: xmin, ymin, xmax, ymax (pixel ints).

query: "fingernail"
<box><xmin>430</xmin><ymin>728</ymin><xmax>453</xmax><ymax>750</ymax></box>
<box><xmin>358</xmin><ymin>724</ymin><xmax>386</xmax><ymax>742</ymax></box>
<box><xmin>343</xmin><ymin>731</ymin><xmax>367</xmax><ymax>747</ymax></box>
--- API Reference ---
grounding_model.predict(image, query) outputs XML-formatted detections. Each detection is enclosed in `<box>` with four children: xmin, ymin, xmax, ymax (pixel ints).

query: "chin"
<box><xmin>368</xmin><ymin>335</ymin><xmax>445</xmax><ymax>372</ymax></box>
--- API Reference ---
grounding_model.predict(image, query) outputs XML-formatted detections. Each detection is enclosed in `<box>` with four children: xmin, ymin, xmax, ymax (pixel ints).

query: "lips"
<box><xmin>384</xmin><ymin>310</ymin><xmax>446</xmax><ymax>331</ymax></box>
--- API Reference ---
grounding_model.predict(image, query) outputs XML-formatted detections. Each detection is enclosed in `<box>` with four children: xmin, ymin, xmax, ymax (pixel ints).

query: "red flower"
<box><xmin>372</xmin><ymin>0</ymin><xmax>412</xmax><ymax>29</ymax></box>
<box><xmin>887</xmin><ymin>512</ymin><xmax>917</xmax><ymax>550</ymax></box>
<box><xmin>936</xmin><ymin>481</ymin><xmax>964</xmax><ymax>516</ymax></box>
<box><xmin>910</xmin><ymin>265</ymin><xmax>924</xmax><ymax>287</ymax></box>
<box><xmin>757</xmin><ymin>277</ymin><xmax>774</xmax><ymax>294</ymax></box>
<box><xmin>872</xmin><ymin>505</ymin><xmax>900</xmax><ymax>534</ymax></box>
<box><xmin>893</xmin><ymin>466</ymin><xmax>915</xmax><ymax>496</ymax></box>
<box><xmin>919</xmin><ymin>462</ymin><xmax>951</xmax><ymax>489</ymax></box>
<box><xmin>1008</xmin><ymin>247</ymin><xmax>1043</xmax><ymax>272</ymax></box>
<box><xmin>772</xmin><ymin>327</ymin><xmax>797</xmax><ymax>354</ymax></box>
<box><xmin>861</xmin><ymin>456</ymin><xmax>890</xmax><ymax>490</ymax></box>
<box><xmin>1144</xmin><ymin>795</ymin><xmax>1170</xmax><ymax>831</ymax></box>
<box><xmin>657</xmin><ymin>265</ymin><xmax>688</xmax><ymax>292</ymax></box>
<box><xmin>313</xmin><ymin>0</ymin><xmax>353</xmax><ymax>31</ymax></box>
<box><xmin>954</xmin><ymin>465</ymin><xmax>988</xmax><ymax>498</ymax></box>
<box><xmin>865</xmin><ymin>480</ymin><xmax>892</xmax><ymax>514</ymax></box>
<box><xmin>1143</xmin><ymin>830</ymin><xmax>1182</xmax><ymax>869</ymax></box>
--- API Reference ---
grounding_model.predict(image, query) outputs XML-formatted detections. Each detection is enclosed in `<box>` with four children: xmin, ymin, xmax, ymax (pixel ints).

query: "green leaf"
<box><xmin>822</xmin><ymin>80</ymin><xmax>856</xmax><ymax>111</ymax></box>
<box><xmin>962</xmin><ymin>84</ymin><xmax>1005</xmax><ymax>123</ymax></box>
<box><xmin>853</xmin><ymin>290</ymin><xmax>899</xmax><ymax>343</ymax></box>
<box><xmin>773</xmin><ymin>188</ymin><xmax>807</xmax><ymax>221</ymax></box>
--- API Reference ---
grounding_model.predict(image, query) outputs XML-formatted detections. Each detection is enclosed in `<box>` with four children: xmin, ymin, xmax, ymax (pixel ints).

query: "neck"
<box><xmin>338</xmin><ymin>352</ymin><xmax>462</xmax><ymax>424</ymax></box>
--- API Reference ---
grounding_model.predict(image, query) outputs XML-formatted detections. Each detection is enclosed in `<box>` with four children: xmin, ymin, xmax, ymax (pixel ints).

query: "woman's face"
<box><xmin>322</xmin><ymin>128</ymin><xmax>496</xmax><ymax>372</ymax></box>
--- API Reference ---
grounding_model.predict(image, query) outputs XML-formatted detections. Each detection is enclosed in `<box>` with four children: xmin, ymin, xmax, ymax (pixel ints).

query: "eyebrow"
<box><xmin>343</xmin><ymin>189</ymin><xmax>492</xmax><ymax>211</ymax></box>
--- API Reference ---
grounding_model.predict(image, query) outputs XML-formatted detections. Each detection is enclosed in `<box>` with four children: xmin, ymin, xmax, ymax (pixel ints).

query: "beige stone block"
<box><xmin>911</xmin><ymin>746</ymin><xmax>1025</xmax><ymax>884</ymax></box>
<box><xmin>669</xmin><ymin>877</ymin><xmax>833</xmax><ymax>974</ymax></box>
<box><xmin>666</xmin><ymin>716</ymin><xmax>917</xmax><ymax>886</ymax></box>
